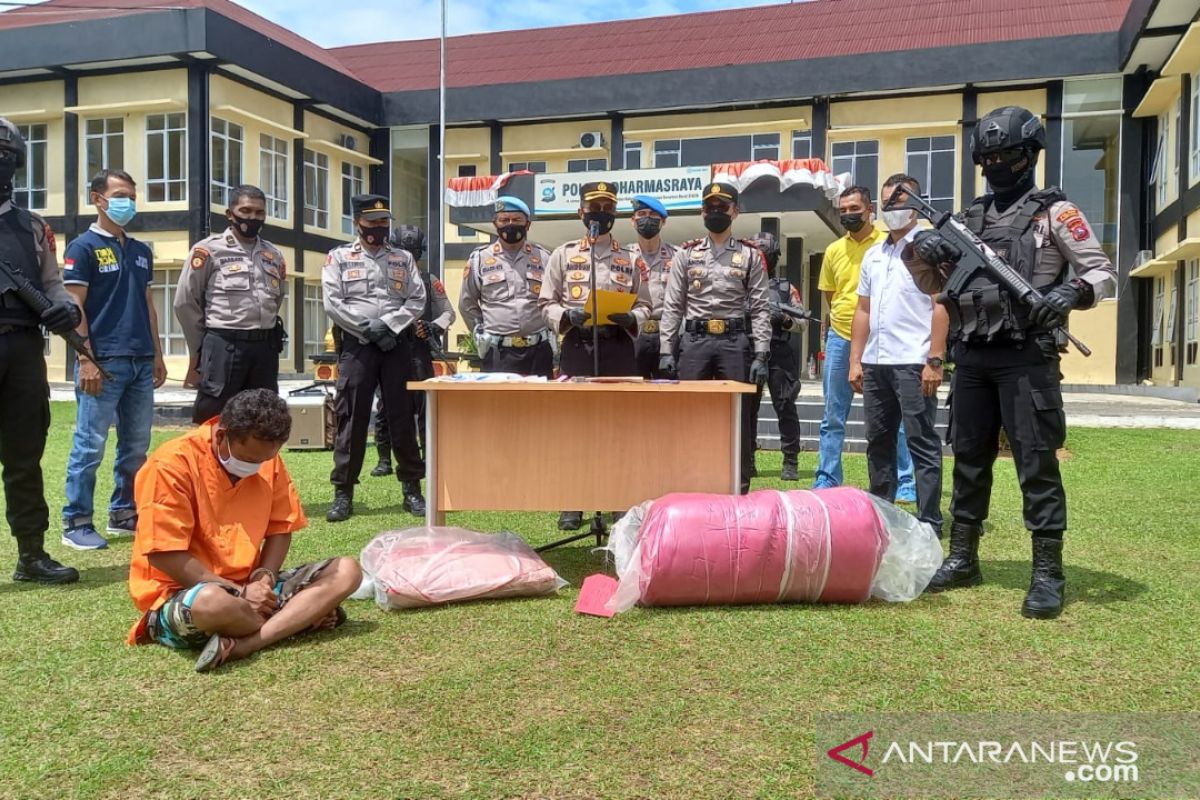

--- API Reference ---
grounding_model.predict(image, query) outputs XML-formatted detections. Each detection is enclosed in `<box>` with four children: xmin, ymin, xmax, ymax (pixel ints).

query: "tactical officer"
<box><xmin>539</xmin><ymin>181</ymin><xmax>651</xmax><ymax>531</ymax></box>
<box><xmin>323</xmin><ymin>195</ymin><xmax>427</xmax><ymax>522</ymax></box>
<box><xmin>459</xmin><ymin>196</ymin><xmax>555</xmax><ymax>377</ymax></box>
<box><xmin>905</xmin><ymin>106</ymin><xmax>1117</xmax><ymax>619</ymax></box>
<box><xmin>175</xmin><ymin>184</ymin><xmax>287</xmax><ymax>423</ymax></box>
<box><xmin>0</xmin><ymin>118</ymin><xmax>83</xmax><ymax>584</ymax></box>
<box><xmin>744</xmin><ymin>231</ymin><xmax>807</xmax><ymax>481</ymax></box>
<box><xmin>659</xmin><ymin>182</ymin><xmax>771</xmax><ymax>494</ymax></box>
<box><xmin>627</xmin><ymin>194</ymin><xmax>678</xmax><ymax>379</ymax></box>
<box><xmin>369</xmin><ymin>224</ymin><xmax>454</xmax><ymax>478</ymax></box>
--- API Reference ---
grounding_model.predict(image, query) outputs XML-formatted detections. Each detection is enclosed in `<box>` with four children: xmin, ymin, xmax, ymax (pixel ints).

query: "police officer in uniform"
<box><xmin>460</xmin><ymin>196</ymin><xmax>555</xmax><ymax>376</ymax></box>
<box><xmin>745</xmin><ymin>231</ymin><xmax>806</xmax><ymax>481</ymax></box>
<box><xmin>659</xmin><ymin>182</ymin><xmax>771</xmax><ymax>495</ymax></box>
<box><xmin>906</xmin><ymin>106</ymin><xmax>1116</xmax><ymax>619</ymax></box>
<box><xmin>627</xmin><ymin>194</ymin><xmax>678</xmax><ymax>379</ymax></box>
<box><xmin>0</xmin><ymin>118</ymin><xmax>83</xmax><ymax>584</ymax></box>
<box><xmin>175</xmin><ymin>184</ymin><xmax>287</xmax><ymax>423</ymax></box>
<box><xmin>540</xmin><ymin>181</ymin><xmax>651</xmax><ymax>530</ymax></box>
<box><xmin>323</xmin><ymin>195</ymin><xmax>427</xmax><ymax>522</ymax></box>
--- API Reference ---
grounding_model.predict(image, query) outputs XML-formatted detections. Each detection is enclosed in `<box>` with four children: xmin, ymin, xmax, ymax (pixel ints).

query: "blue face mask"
<box><xmin>104</xmin><ymin>196</ymin><xmax>137</xmax><ymax>227</ymax></box>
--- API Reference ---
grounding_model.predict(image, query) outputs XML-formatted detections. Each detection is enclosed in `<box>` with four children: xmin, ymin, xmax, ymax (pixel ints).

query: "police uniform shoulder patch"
<box><xmin>43</xmin><ymin>223</ymin><xmax>56</xmax><ymax>253</ymax></box>
<box><xmin>637</xmin><ymin>258</ymin><xmax>649</xmax><ymax>281</ymax></box>
<box><xmin>463</xmin><ymin>262</ymin><xmax>473</xmax><ymax>278</ymax></box>
<box><xmin>433</xmin><ymin>278</ymin><xmax>446</xmax><ymax>297</ymax></box>
<box><xmin>191</xmin><ymin>246</ymin><xmax>211</xmax><ymax>270</ymax></box>
<box><xmin>1066</xmin><ymin>217</ymin><xmax>1091</xmax><ymax>242</ymax></box>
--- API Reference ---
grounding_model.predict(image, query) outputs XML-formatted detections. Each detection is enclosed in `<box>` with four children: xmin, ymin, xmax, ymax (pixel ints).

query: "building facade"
<box><xmin>0</xmin><ymin>0</ymin><xmax>1193</xmax><ymax>390</ymax></box>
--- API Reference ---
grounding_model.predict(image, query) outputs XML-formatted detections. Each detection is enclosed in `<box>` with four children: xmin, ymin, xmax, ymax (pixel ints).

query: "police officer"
<box><xmin>745</xmin><ymin>231</ymin><xmax>806</xmax><ymax>481</ymax></box>
<box><xmin>175</xmin><ymin>184</ymin><xmax>287</xmax><ymax>423</ymax></box>
<box><xmin>539</xmin><ymin>181</ymin><xmax>651</xmax><ymax>530</ymax></box>
<box><xmin>906</xmin><ymin>106</ymin><xmax>1117</xmax><ymax>619</ymax></box>
<box><xmin>323</xmin><ymin>195</ymin><xmax>427</xmax><ymax>522</ymax></box>
<box><xmin>628</xmin><ymin>194</ymin><xmax>678</xmax><ymax>379</ymax></box>
<box><xmin>0</xmin><ymin>118</ymin><xmax>83</xmax><ymax>584</ymax></box>
<box><xmin>659</xmin><ymin>182</ymin><xmax>771</xmax><ymax>494</ymax></box>
<box><xmin>460</xmin><ymin>196</ymin><xmax>555</xmax><ymax>376</ymax></box>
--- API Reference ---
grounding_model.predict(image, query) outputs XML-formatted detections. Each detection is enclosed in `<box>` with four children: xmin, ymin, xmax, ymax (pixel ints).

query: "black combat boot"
<box><xmin>401</xmin><ymin>480</ymin><xmax>426</xmax><ymax>516</ymax></box>
<box><xmin>925</xmin><ymin>521</ymin><xmax>983</xmax><ymax>592</ymax></box>
<box><xmin>326</xmin><ymin>486</ymin><xmax>354</xmax><ymax>523</ymax></box>
<box><xmin>1021</xmin><ymin>536</ymin><xmax>1066</xmax><ymax>620</ymax></box>
<box><xmin>558</xmin><ymin>511</ymin><xmax>583</xmax><ymax>531</ymax></box>
<box><xmin>12</xmin><ymin>534</ymin><xmax>79</xmax><ymax>584</ymax></box>
<box><xmin>781</xmin><ymin>457</ymin><xmax>799</xmax><ymax>482</ymax></box>
<box><xmin>370</xmin><ymin>447</ymin><xmax>392</xmax><ymax>477</ymax></box>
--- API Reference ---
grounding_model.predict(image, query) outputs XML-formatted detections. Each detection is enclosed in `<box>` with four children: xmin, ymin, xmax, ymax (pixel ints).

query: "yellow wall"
<box><xmin>501</xmin><ymin>119</ymin><xmax>612</xmax><ymax>173</ymax></box>
<box><xmin>1060</xmin><ymin>300</ymin><xmax>1118</xmax><ymax>383</ymax></box>
<box><xmin>301</xmin><ymin>109</ymin><xmax>375</xmax><ymax>245</ymax></box>
<box><xmin>208</xmin><ymin>75</ymin><xmax>295</xmax><ymax>225</ymax></box>
<box><xmin>0</xmin><ymin>80</ymin><xmax>67</xmax><ymax>217</ymax></box>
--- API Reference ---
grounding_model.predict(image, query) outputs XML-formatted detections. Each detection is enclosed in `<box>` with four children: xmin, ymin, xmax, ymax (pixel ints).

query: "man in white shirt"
<box><xmin>849</xmin><ymin>174</ymin><xmax>947</xmax><ymax>534</ymax></box>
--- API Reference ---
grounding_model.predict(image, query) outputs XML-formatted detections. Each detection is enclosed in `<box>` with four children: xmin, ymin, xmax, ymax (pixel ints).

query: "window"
<box><xmin>1061</xmin><ymin>110</ymin><xmax>1121</xmax><ymax>262</ymax></box>
<box><xmin>150</xmin><ymin>268</ymin><xmax>188</xmax><ymax>357</ymax></box>
<box><xmin>1174</xmin><ymin>98</ymin><xmax>1182</xmax><ymax>201</ymax></box>
<box><xmin>1153</xmin><ymin>276</ymin><xmax>1165</xmax><ymax>368</ymax></box>
<box><xmin>566</xmin><ymin>157</ymin><xmax>608</xmax><ymax>172</ymax></box>
<box><xmin>341</xmin><ymin>162</ymin><xmax>365</xmax><ymax>235</ymax></box>
<box><xmin>507</xmin><ymin>161</ymin><xmax>547</xmax><ymax>173</ymax></box>
<box><xmin>1191</xmin><ymin>73</ymin><xmax>1200</xmax><ymax>184</ymax></box>
<box><xmin>457</xmin><ymin>164</ymin><xmax>477</xmax><ymax>178</ymax></box>
<box><xmin>210</xmin><ymin>117</ymin><xmax>243</xmax><ymax>206</ymax></box>
<box><xmin>145</xmin><ymin>112</ymin><xmax>187</xmax><ymax>202</ymax></box>
<box><xmin>624</xmin><ymin>141</ymin><xmax>642</xmax><ymax>170</ymax></box>
<box><xmin>84</xmin><ymin>118</ymin><xmax>123</xmax><ymax>192</ymax></box>
<box><xmin>259</xmin><ymin>134</ymin><xmax>289</xmax><ymax>219</ymax></box>
<box><xmin>1188</xmin><ymin>261</ymin><xmax>1199</xmax><ymax>365</ymax></box>
<box><xmin>11</xmin><ymin>123</ymin><xmax>47</xmax><ymax>210</ymax></box>
<box><xmin>830</xmin><ymin>140</ymin><xmax>879</xmax><ymax>194</ymax></box>
<box><xmin>303</xmin><ymin>149</ymin><xmax>330</xmax><ymax>228</ymax></box>
<box><xmin>303</xmin><ymin>283</ymin><xmax>330</xmax><ymax>357</ymax></box>
<box><xmin>906</xmin><ymin>135</ymin><xmax>956</xmax><ymax>214</ymax></box>
<box><xmin>653</xmin><ymin>139</ymin><xmax>681</xmax><ymax>168</ymax></box>
<box><xmin>751</xmin><ymin>133</ymin><xmax>780</xmax><ymax>161</ymax></box>
<box><xmin>792</xmin><ymin>130</ymin><xmax>812</xmax><ymax>159</ymax></box>
<box><xmin>1152</xmin><ymin>111</ymin><xmax>1168</xmax><ymax>212</ymax></box>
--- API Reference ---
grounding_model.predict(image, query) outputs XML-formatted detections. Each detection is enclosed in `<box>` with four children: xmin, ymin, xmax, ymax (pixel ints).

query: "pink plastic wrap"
<box><xmin>360</xmin><ymin>527</ymin><xmax>566</xmax><ymax>610</ymax></box>
<box><xmin>606</xmin><ymin>488</ymin><xmax>940</xmax><ymax>611</ymax></box>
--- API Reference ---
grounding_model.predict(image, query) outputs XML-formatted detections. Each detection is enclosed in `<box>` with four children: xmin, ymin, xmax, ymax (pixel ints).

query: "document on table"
<box><xmin>584</xmin><ymin>289</ymin><xmax>636</xmax><ymax>327</ymax></box>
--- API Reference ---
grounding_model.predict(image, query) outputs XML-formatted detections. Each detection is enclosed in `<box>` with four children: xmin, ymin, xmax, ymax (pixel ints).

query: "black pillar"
<box><xmin>186</xmin><ymin>63</ymin><xmax>209</xmax><ymax>247</ymax></box>
<box><xmin>960</xmin><ymin>87</ymin><xmax>977</xmax><ymax>207</ymax></box>
<box><xmin>609</xmin><ymin>112</ymin><xmax>624</xmax><ymax>169</ymax></box>
<box><xmin>63</xmin><ymin>74</ymin><xmax>79</xmax><ymax>241</ymax></box>
<box><xmin>489</xmin><ymin>121</ymin><xmax>502</xmax><ymax>176</ymax></box>
<box><xmin>1179</xmin><ymin>74</ymin><xmax>1191</xmax><ymax>241</ymax></box>
<box><xmin>811</xmin><ymin>98</ymin><xmax>829</xmax><ymax>162</ymax></box>
<box><xmin>1044</xmin><ymin>80</ymin><xmax>1063</xmax><ymax>188</ymax></box>
<box><xmin>1117</xmin><ymin>72</ymin><xmax>1149</xmax><ymax>384</ymax></box>
<box><xmin>292</xmin><ymin>104</ymin><xmax>306</xmax><ymax>374</ymax></box>
<box><xmin>426</xmin><ymin>125</ymin><xmax>442</xmax><ymax>279</ymax></box>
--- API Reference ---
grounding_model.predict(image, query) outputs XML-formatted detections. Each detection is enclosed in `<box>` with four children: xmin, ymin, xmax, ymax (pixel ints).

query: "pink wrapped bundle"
<box><xmin>609</xmin><ymin>488</ymin><xmax>890</xmax><ymax>610</ymax></box>
<box><xmin>360</xmin><ymin>527</ymin><xmax>566</xmax><ymax>610</ymax></box>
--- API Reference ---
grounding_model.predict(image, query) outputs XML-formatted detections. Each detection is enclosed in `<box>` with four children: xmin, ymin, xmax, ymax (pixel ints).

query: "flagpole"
<box><xmin>438</xmin><ymin>0</ymin><xmax>447</xmax><ymax>283</ymax></box>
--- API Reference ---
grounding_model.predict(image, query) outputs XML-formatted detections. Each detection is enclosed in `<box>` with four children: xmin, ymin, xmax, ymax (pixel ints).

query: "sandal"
<box><xmin>194</xmin><ymin>634</ymin><xmax>236</xmax><ymax>673</ymax></box>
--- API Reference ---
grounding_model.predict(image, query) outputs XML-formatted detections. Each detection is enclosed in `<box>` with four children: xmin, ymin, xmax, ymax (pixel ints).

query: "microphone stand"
<box><xmin>588</xmin><ymin>220</ymin><xmax>600</xmax><ymax>377</ymax></box>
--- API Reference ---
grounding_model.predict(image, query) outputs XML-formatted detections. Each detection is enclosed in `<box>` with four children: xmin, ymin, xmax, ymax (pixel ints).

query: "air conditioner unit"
<box><xmin>1134</xmin><ymin>249</ymin><xmax>1154</xmax><ymax>268</ymax></box>
<box><xmin>338</xmin><ymin>133</ymin><xmax>358</xmax><ymax>151</ymax></box>
<box><xmin>578</xmin><ymin>131</ymin><xmax>605</xmax><ymax>149</ymax></box>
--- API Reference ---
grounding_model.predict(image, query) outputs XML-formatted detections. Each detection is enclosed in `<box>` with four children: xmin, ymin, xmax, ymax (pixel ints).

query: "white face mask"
<box><xmin>882</xmin><ymin>208</ymin><xmax>915</xmax><ymax>231</ymax></box>
<box><xmin>217</xmin><ymin>433</ymin><xmax>265</xmax><ymax>478</ymax></box>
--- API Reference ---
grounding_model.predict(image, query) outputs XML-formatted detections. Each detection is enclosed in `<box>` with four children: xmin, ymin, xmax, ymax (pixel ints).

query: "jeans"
<box><xmin>62</xmin><ymin>356</ymin><xmax>155</xmax><ymax>528</ymax></box>
<box><xmin>814</xmin><ymin>330</ymin><xmax>917</xmax><ymax>489</ymax></box>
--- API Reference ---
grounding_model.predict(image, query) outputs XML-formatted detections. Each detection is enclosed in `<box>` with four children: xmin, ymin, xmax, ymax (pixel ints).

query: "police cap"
<box><xmin>494</xmin><ymin>195</ymin><xmax>531</xmax><ymax>218</ymax></box>
<box><xmin>703</xmin><ymin>182</ymin><xmax>739</xmax><ymax>205</ymax></box>
<box><xmin>351</xmin><ymin>194</ymin><xmax>392</xmax><ymax>221</ymax></box>
<box><xmin>580</xmin><ymin>181</ymin><xmax>618</xmax><ymax>204</ymax></box>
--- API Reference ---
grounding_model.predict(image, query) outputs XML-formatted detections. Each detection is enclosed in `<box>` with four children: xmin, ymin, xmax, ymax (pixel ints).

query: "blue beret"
<box><xmin>494</xmin><ymin>196</ymin><xmax>531</xmax><ymax>217</ymax></box>
<box><xmin>631</xmin><ymin>194</ymin><xmax>668</xmax><ymax>219</ymax></box>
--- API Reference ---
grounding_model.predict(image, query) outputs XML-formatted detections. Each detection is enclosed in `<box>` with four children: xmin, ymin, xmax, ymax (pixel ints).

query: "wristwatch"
<box><xmin>926</xmin><ymin>356</ymin><xmax>944</xmax><ymax>368</ymax></box>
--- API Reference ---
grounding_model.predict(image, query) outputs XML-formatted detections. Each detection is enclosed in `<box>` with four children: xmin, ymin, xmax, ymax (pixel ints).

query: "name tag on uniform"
<box><xmin>344</xmin><ymin>268</ymin><xmax>366</xmax><ymax>280</ymax></box>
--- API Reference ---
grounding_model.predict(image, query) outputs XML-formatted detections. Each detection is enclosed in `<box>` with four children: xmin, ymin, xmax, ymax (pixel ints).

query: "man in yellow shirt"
<box><xmin>815</xmin><ymin>185</ymin><xmax>917</xmax><ymax>493</ymax></box>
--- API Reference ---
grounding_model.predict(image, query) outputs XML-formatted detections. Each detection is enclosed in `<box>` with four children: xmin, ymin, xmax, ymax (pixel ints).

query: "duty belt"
<box><xmin>494</xmin><ymin>330</ymin><xmax>549</xmax><ymax>349</ymax></box>
<box><xmin>208</xmin><ymin>327</ymin><xmax>273</xmax><ymax>342</ymax></box>
<box><xmin>570</xmin><ymin>324</ymin><xmax>623</xmax><ymax>339</ymax></box>
<box><xmin>641</xmin><ymin>320</ymin><xmax>660</xmax><ymax>335</ymax></box>
<box><xmin>0</xmin><ymin>323</ymin><xmax>35</xmax><ymax>336</ymax></box>
<box><xmin>685</xmin><ymin>318</ymin><xmax>745</xmax><ymax>335</ymax></box>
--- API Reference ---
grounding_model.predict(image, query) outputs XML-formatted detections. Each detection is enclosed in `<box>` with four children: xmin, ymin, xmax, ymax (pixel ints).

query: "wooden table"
<box><xmin>410</xmin><ymin>380</ymin><xmax>756</xmax><ymax>528</ymax></box>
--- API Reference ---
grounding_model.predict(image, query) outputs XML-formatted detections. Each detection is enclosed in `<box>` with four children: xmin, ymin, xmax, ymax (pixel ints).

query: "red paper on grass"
<box><xmin>575</xmin><ymin>574</ymin><xmax>619</xmax><ymax>617</ymax></box>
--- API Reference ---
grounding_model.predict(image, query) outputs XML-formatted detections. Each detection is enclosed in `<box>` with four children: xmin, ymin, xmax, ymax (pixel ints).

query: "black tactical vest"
<box><xmin>950</xmin><ymin>187</ymin><xmax>1066</xmax><ymax>344</ymax></box>
<box><xmin>0</xmin><ymin>206</ymin><xmax>44</xmax><ymax>327</ymax></box>
<box><xmin>419</xmin><ymin>270</ymin><xmax>434</xmax><ymax>325</ymax></box>
<box><xmin>769</xmin><ymin>277</ymin><xmax>793</xmax><ymax>339</ymax></box>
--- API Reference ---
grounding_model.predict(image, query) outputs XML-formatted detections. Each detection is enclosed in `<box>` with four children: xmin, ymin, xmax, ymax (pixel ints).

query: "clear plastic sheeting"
<box><xmin>605</xmin><ymin>488</ymin><xmax>943</xmax><ymax>612</ymax></box>
<box><xmin>360</xmin><ymin>527</ymin><xmax>567</xmax><ymax>610</ymax></box>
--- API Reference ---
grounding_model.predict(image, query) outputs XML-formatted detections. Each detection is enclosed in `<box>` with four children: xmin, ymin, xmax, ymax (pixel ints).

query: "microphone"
<box><xmin>588</xmin><ymin>219</ymin><xmax>600</xmax><ymax>240</ymax></box>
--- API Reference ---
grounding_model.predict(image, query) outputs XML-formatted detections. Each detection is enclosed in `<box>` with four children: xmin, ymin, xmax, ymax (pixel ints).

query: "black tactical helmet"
<box><xmin>390</xmin><ymin>224</ymin><xmax>426</xmax><ymax>260</ymax></box>
<box><xmin>752</xmin><ymin>231</ymin><xmax>781</xmax><ymax>272</ymax></box>
<box><xmin>0</xmin><ymin>118</ymin><xmax>27</xmax><ymax>170</ymax></box>
<box><xmin>970</xmin><ymin>106</ymin><xmax>1046</xmax><ymax>164</ymax></box>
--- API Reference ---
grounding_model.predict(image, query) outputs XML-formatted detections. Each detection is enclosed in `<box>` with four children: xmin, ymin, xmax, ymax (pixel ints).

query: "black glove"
<box><xmin>606</xmin><ymin>312</ymin><xmax>637</xmax><ymax>329</ymax></box>
<box><xmin>414</xmin><ymin>320</ymin><xmax>429</xmax><ymax>339</ymax></box>
<box><xmin>41</xmin><ymin>301</ymin><xmax>81</xmax><ymax>335</ymax></box>
<box><xmin>769</xmin><ymin>310</ymin><xmax>786</xmax><ymax>327</ymax></box>
<box><xmin>911</xmin><ymin>230</ymin><xmax>963</xmax><ymax>267</ymax></box>
<box><xmin>748</xmin><ymin>353</ymin><xmax>769</xmax><ymax>387</ymax></box>
<box><xmin>565</xmin><ymin>308</ymin><xmax>592</xmax><ymax>329</ymax></box>
<box><xmin>375</xmin><ymin>333</ymin><xmax>398</xmax><ymax>353</ymax></box>
<box><xmin>658</xmin><ymin>353</ymin><xmax>677</xmax><ymax>379</ymax></box>
<box><xmin>1029</xmin><ymin>282</ymin><xmax>1085</xmax><ymax>330</ymax></box>
<box><xmin>364</xmin><ymin>318</ymin><xmax>392</xmax><ymax>343</ymax></box>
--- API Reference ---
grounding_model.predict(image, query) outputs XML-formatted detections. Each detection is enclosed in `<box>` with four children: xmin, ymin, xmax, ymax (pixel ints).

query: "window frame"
<box><xmin>83</xmin><ymin>117</ymin><xmax>124</xmax><ymax>199</ymax></box>
<box><xmin>303</xmin><ymin>148</ymin><xmax>330</xmax><ymax>229</ymax></box>
<box><xmin>829</xmin><ymin>139</ymin><xmax>880</xmax><ymax>196</ymax></box>
<box><xmin>259</xmin><ymin>133</ymin><xmax>290</xmax><ymax>220</ymax></box>
<box><xmin>905</xmin><ymin>135</ymin><xmax>957</xmax><ymax>215</ymax></box>
<box><xmin>150</xmin><ymin>267</ymin><xmax>188</xmax><ymax>357</ymax></box>
<box><xmin>624</xmin><ymin>140</ymin><xmax>642</xmax><ymax>170</ymax></box>
<box><xmin>340</xmin><ymin>161</ymin><xmax>365</xmax><ymax>235</ymax></box>
<box><xmin>144</xmin><ymin>112</ymin><xmax>188</xmax><ymax>203</ymax></box>
<box><xmin>11</xmin><ymin>122</ymin><xmax>47</xmax><ymax>210</ymax></box>
<box><xmin>209</xmin><ymin>117</ymin><xmax>244</xmax><ymax>207</ymax></box>
<box><xmin>791</xmin><ymin>129</ymin><xmax>812</xmax><ymax>159</ymax></box>
<box><xmin>303</xmin><ymin>282</ymin><xmax>331</xmax><ymax>357</ymax></box>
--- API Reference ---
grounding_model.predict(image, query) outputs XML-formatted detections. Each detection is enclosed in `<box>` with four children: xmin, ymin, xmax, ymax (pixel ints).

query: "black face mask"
<box><xmin>583</xmin><ymin>211</ymin><xmax>615</xmax><ymax>237</ymax></box>
<box><xmin>982</xmin><ymin>149</ymin><xmax>1036</xmax><ymax>193</ymax></box>
<box><xmin>635</xmin><ymin>217</ymin><xmax>662</xmax><ymax>239</ymax></box>
<box><xmin>497</xmin><ymin>224</ymin><xmax>527</xmax><ymax>244</ymax></box>
<box><xmin>359</xmin><ymin>226</ymin><xmax>388</xmax><ymax>248</ymax></box>
<box><xmin>229</xmin><ymin>213</ymin><xmax>264</xmax><ymax>240</ymax></box>
<box><xmin>703</xmin><ymin>212</ymin><xmax>732</xmax><ymax>234</ymax></box>
<box><xmin>839</xmin><ymin>212</ymin><xmax>866</xmax><ymax>233</ymax></box>
<box><xmin>0</xmin><ymin>154</ymin><xmax>16</xmax><ymax>195</ymax></box>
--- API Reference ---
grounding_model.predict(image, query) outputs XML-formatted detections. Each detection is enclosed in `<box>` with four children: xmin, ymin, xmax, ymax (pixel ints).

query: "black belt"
<box><xmin>569</xmin><ymin>324</ymin><xmax>623</xmax><ymax>339</ymax></box>
<box><xmin>208</xmin><ymin>327</ymin><xmax>274</xmax><ymax>342</ymax></box>
<box><xmin>685</xmin><ymin>318</ymin><xmax>745</xmax><ymax>335</ymax></box>
<box><xmin>0</xmin><ymin>323</ymin><xmax>36</xmax><ymax>336</ymax></box>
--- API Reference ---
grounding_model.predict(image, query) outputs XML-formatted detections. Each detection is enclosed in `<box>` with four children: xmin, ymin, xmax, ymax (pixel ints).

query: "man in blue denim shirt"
<box><xmin>60</xmin><ymin>169</ymin><xmax>166</xmax><ymax>550</ymax></box>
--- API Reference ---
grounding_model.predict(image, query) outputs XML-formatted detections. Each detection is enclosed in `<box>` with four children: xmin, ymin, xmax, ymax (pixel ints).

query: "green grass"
<box><xmin>0</xmin><ymin>402</ymin><xmax>1197</xmax><ymax>799</ymax></box>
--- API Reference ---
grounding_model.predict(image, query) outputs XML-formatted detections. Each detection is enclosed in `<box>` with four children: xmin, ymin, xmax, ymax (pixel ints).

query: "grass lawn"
<box><xmin>1</xmin><ymin>402</ymin><xmax>1197</xmax><ymax>799</ymax></box>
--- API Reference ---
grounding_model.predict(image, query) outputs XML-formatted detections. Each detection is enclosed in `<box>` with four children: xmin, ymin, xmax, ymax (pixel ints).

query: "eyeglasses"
<box><xmin>494</xmin><ymin>215</ymin><xmax>527</xmax><ymax>226</ymax></box>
